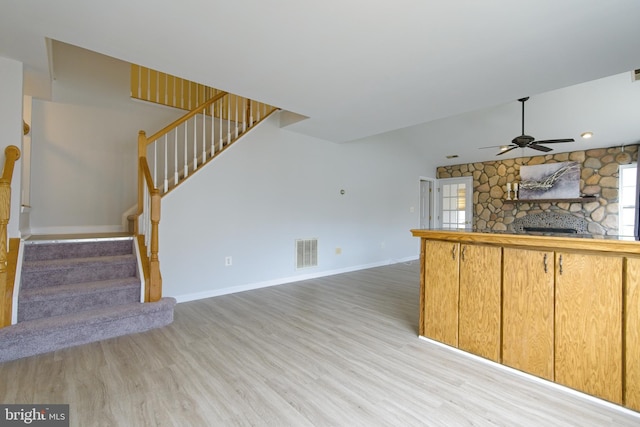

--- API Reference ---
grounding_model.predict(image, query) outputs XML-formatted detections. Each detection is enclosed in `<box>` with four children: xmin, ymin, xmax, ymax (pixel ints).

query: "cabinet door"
<box><xmin>502</xmin><ymin>248</ymin><xmax>554</xmax><ymax>380</ymax></box>
<box><xmin>625</xmin><ymin>257</ymin><xmax>640</xmax><ymax>411</ymax></box>
<box><xmin>424</xmin><ymin>240</ymin><xmax>459</xmax><ymax>347</ymax></box>
<box><xmin>458</xmin><ymin>244</ymin><xmax>502</xmax><ymax>362</ymax></box>
<box><xmin>555</xmin><ymin>252</ymin><xmax>622</xmax><ymax>404</ymax></box>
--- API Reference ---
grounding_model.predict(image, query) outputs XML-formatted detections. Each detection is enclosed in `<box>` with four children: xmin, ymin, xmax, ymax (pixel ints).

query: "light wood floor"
<box><xmin>1</xmin><ymin>262</ymin><xmax>639</xmax><ymax>426</ymax></box>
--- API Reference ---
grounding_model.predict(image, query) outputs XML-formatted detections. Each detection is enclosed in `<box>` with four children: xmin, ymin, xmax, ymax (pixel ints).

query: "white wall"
<box><xmin>161</xmin><ymin>112</ymin><xmax>435</xmax><ymax>301</ymax></box>
<box><xmin>0</xmin><ymin>56</ymin><xmax>23</xmax><ymax>238</ymax></box>
<box><xmin>29</xmin><ymin>42</ymin><xmax>184</xmax><ymax>234</ymax></box>
<box><xmin>22</xmin><ymin>43</ymin><xmax>442</xmax><ymax>300</ymax></box>
<box><xmin>19</xmin><ymin>95</ymin><xmax>32</xmax><ymax>235</ymax></box>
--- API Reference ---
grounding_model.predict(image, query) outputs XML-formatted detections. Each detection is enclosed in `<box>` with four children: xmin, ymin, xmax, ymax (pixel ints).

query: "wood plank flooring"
<box><xmin>1</xmin><ymin>261</ymin><xmax>639</xmax><ymax>426</ymax></box>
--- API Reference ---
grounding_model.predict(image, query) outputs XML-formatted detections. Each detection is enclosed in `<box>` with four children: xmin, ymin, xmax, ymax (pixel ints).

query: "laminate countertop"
<box><xmin>410</xmin><ymin>228</ymin><xmax>640</xmax><ymax>256</ymax></box>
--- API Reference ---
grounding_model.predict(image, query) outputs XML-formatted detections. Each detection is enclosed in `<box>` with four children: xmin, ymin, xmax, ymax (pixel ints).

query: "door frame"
<box><xmin>419</xmin><ymin>176</ymin><xmax>437</xmax><ymax>229</ymax></box>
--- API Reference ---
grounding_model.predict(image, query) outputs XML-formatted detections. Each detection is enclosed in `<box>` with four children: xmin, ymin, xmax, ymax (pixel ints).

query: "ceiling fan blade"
<box><xmin>534</xmin><ymin>138</ymin><xmax>575</xmax><ymax>144</ymax></box>
<box><xmin>479</xmin><ymin>144</ymin><xmax>508</xmax><ymax>149</ymax></box>
<box><xmin>528</xmin><ymin>143</ymin><xmax>553</xmax><ymax>152</ymax></box>
<box><xmin>496</xmin><ymin>146</ymin><xmax>518</xmax><ymax>156</ymax></box>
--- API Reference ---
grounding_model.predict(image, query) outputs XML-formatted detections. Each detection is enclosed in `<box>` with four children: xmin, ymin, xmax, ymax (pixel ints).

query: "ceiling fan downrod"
<box><xmin>518</xmin><ymin>97</ymin><xmax>529</xmax><ymax>136</ymax></box>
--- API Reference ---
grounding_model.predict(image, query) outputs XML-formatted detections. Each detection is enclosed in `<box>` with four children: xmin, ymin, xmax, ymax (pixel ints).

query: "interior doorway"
<box><xmin>419</xmin><ymin>178</ymin><xmax>435</xmax><ymax>229</ymax></box>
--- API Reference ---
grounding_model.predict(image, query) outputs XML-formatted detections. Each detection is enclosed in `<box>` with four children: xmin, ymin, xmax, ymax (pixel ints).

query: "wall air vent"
<box><xmin>296</xmin><ymin>238</ymin><xmax>318</xmax><ymax>269</ymax></box>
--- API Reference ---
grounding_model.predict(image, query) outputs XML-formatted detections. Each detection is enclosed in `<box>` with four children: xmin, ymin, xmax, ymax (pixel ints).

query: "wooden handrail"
<box><xmin>140</xmin><ymin>156</ymin><xmax>156</xmax><ymax>190</ymax></box>
<box><xmin>0</xmin><ymin>145</ymin><xmax>21</xmax><ymax>328</ymax></box>
<box><xmin>145</xmin><ymin>91</ymin><xmax>228</xmax><ymax>144</ymax></box>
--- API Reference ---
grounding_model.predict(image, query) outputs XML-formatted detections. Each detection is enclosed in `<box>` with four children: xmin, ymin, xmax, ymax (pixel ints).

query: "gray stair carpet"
<box><xmin>0</xmin><ymin>237</ymin><xmax>175</xmax><ymax>362</ymax></box>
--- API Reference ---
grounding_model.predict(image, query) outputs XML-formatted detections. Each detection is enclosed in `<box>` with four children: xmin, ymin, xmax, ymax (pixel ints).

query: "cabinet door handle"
<box><xmin>461</xmin><ymin>246</ymin><xmax>466</xmax><ymax>261</ymax></box>
<box><xmin>559</xmin><ymin>254</ymin><xmax>563</xmax><ymax>275</ymax></box>
<box><xmin>451</xmin><ymin>245</ymin><xmax>457</xmax><ymax>261</ymax></box>
<box><xmin>543</xmin><ymin>253</ymin><xmax>548</xmax><ymax>273</ymax></box>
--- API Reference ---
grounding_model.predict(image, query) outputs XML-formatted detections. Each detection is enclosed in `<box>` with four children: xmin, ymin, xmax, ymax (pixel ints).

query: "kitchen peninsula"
<box><xmin>411</xmin><ymin>228</ymin><xmax>640</xmax><ymax>412</ymax></box>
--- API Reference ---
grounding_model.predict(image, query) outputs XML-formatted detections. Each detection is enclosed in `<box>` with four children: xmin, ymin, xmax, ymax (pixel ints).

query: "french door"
<box><xmin>437</xmin><ymin>177</ymin><xmax>473</xmax><ymax>229</ymax></box>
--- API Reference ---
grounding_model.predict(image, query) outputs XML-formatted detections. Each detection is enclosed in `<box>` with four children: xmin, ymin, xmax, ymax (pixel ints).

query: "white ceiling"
<box><xmin>2</xmin><ymin>0</ymin><xmax>640</xmax><ymax>165</ymax></box>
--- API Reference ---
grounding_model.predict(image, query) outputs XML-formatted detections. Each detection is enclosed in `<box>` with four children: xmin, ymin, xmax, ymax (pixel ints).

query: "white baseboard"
<box><xmin>11</xmin><ymin>239</ymin><xmax>25</xmax><ymax>325</ymax></box>
<box><xmin>28</xmin><ymin>225</ymin><xmax>126</xmax><ymax>235</ymax></box>
<box><xmin>173</xmin><ymin>256</ymin><xmax>418</xmax><ymax>303</ymax></box>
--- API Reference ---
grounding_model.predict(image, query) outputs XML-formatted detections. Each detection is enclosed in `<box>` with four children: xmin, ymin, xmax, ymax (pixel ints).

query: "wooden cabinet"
<box><xmin>502</xmin><ymin>248</ymin><xmax>554</xmax><ymax>380</ymax></box>
<box><xmin>423</xmin><ymin>240</ymin><xmax>459</xmax><ymax>347</ymax></box>
<box><xmin>458</xmin><ymin>244</ymin><xmax>502</xmax><ymax>362</ymax></box>
<box><xmin>554</xmin><ymin>252</ymin><xmax>622</xmax><ymax>404</ymax></box>
<box><xmin>424</xmin><ymin>241</ymin><xmax>501</xmax><ymax>361</ymax></box>
<box><xmin>625</xmin><ymin>257</ymin><xmax>640</xmax><ymax>411</ymax></box>
<box><xmin>503</xmin><ymin>249</ymin><xmax>623</xmax><ymax>401</ymax></box>
<box><xmin>412</xmin><ymin>229</ymin><xmax>640</xmax><ymax>412</ymax></box>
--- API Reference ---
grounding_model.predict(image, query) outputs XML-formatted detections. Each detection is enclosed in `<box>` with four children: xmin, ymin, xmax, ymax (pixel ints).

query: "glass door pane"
<box><xmin>438</xmin><ymin>177</ymin><xmax>473</xmax><ymax>229</ymax></box>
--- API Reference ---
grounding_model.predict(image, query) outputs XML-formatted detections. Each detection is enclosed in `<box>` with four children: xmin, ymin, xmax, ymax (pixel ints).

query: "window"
<box><xmin>619</xmin><ymin>164</ymin><xmax>636</xmax><ymax>236</ymax></box>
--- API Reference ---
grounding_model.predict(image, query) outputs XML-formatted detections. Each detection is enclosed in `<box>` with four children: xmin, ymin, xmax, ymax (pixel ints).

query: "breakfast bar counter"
<box><xmin>411</xmin><ymin>228</ymin><xmax>640</xmax><ymax>412</ymax></box>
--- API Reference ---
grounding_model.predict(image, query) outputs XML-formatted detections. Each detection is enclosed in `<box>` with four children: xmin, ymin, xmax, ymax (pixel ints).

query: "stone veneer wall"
<box><xmin>436</xmin><ymin>145</ymin><xmax>638</xmax><ymax>235</ymax></box>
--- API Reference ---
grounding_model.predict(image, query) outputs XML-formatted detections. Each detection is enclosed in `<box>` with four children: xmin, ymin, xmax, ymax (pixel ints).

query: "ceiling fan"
<box><xmin>489</xmin><ymin>97</ymin><xmax>574</xmax><ymax>156</ymax></box>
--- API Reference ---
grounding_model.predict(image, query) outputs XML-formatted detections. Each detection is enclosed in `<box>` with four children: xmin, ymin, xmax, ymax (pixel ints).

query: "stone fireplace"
<box><xmin>436</xmin><ymin>145</ymin><xmax>638</xmax><ymax>235</ymax></box>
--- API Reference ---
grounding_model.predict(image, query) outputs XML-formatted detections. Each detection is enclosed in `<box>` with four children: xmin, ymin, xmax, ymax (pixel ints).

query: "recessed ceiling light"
<box><xmin>581</xmin><ymin>132</ymin><xmax>593</xmax><ymax>139</ymax></box>
<box><xmin>500</xmin><ymin>145</ymin><xmax>509</xmax><ymax>151</ymax></box>
<box><xmin>446</xmin><ymin>154</ymin><xmax>459</xmax><ymax>159</ymax></box>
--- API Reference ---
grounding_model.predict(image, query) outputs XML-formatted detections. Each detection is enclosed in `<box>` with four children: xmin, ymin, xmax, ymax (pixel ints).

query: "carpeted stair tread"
<box><xmin>17</xmin><ymin>277</ymin><xmax>142</xmax><ymax>322</ymax></box>
<box><xmin>23</xmin><ymin>239</ymin><xmax>134</xmax><ymax>261</ymax></box>
<box><xmin>4</xmin><ymin>299</ymin><xmax>175</xmax><ymax>338</ymax></box>
<box><xmin>0</xmin><ymin>298</ymin><xmax>176</xmax><ymax>362</ymax></box>
<box><xmin>19</xmin><ymin>277</ymin><xmax>141</xmax><ymax>302</ymax></box>
<box><xmin>21</xmin><ymin>254</ymin><xmax>137</xmax><ymax>289</ymax></box>
<box><xmin>22</xmin><ymin>254</ymin><xmax>136</xmax><ymax>271</ymax></box>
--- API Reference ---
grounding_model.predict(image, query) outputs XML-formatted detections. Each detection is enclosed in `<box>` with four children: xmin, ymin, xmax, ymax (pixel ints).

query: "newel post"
<box><xmin>148</xmin><ymin>189</ymin><xmax>162</xmax><ymax>302</ymax></box>
<box><xmin>0</xmin><ymin>145</ymin><xmax>21</xmax><ymax>327</ymax></box>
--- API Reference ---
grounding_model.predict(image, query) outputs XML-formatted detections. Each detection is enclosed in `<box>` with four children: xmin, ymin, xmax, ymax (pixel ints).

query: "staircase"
<box><xmin>0</xmin><ymin>83</ymin><xmax>277</xmax><ymax>361</ymax></box>
<box><xmin>0</xmin><ymin>237</ymin><xmax>175</xmax><ymax>362</ymax></box>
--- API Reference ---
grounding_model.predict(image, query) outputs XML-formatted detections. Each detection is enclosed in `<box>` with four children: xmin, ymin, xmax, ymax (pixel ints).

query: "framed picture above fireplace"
<box><xmin>519</xmin><ymin>161</ymin><xmax>580</xmax><ymax>200</ymax></box>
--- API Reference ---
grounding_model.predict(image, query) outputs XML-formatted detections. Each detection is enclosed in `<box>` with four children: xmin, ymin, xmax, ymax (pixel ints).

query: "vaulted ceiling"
<box><xmin>2</xmin><ymin>0</ymin><xmax>640</xmax><ymax>164</ymax></box>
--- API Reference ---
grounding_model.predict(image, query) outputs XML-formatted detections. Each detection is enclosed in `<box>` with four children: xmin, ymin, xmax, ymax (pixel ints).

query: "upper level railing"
<box><xmin>0</xmin><ymin>145</ymin><xmax>21</xmax><ymax>327</ymax></box>
<box><xmin>135</xmin><ymin>89</ymin><xmax>277</xmax><ymax>301</ymax></box>
<box><xmin>131</xmin><ymin>64</ymin><xmax>225</xmax><ymax>112</ymax></box>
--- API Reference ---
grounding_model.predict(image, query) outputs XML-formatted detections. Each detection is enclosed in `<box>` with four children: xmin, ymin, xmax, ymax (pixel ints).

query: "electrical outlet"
<box><xmin>225</xmin><ymin>256</ymin><xmax>232</xmax><ymax>266</ymax></box>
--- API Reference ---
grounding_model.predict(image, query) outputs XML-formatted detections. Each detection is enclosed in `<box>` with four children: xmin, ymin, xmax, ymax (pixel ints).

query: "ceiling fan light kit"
<box><xmin>495</xmin><ymin>97</ymin><xmax>575</xmax><ymax>156</ymax></box>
